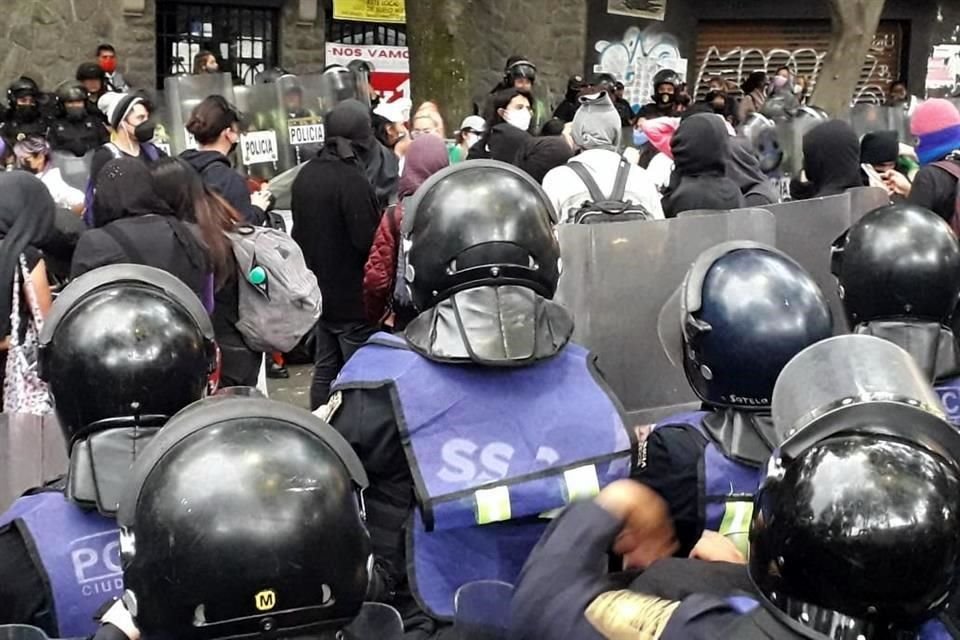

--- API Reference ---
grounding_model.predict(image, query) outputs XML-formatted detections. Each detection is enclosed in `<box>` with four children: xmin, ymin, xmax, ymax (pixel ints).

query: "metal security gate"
<box><xmin>156</xmin><ymin>1</ymin><xmax>281</xmax><ymax>89</ymax></box>
<box><xmin>327</xmin><ymin>19</ymin><xmax>406</xmax><ymax>46</ymax></box>
<box><xmin>691</xmin><ymin>20</ymin><xmax>904</xmax><ymax>105</ymax></box>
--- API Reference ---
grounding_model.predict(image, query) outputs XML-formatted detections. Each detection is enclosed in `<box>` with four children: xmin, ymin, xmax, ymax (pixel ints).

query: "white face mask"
<box><xmin>504</xmin><ymin>109</ymin><xmax>532</xmax><ymax>131</ymax></box>
<box><xmin>794</xmin><ymin>84</ymin><xmax>803</xmax><ymax>95</ymax></box>
<box><xmin>465</xmin><ymin>133</ymin><xmax>480</xmax><ymax>148</ymax></box>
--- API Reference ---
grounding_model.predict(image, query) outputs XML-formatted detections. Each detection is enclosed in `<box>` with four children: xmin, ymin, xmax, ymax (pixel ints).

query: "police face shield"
<box><xmin>771</xmin><ymin>334</ymin><xmax>960</xmax><ymax>465</ymax></box>
<box><xmin>320</xmin><ymin>67</ymin><xmax>369</xmax><ymax>113</ymax></box>
<box><xmin>740</xmin><ymin>114</ymin><xmax>783</xmax><ymax>175</ymax></box>
<box><xmin>163</xmin><ymin>73</ymin><xmax>235</xmax><ymax>154</ymax></box>
<box><xmin>555</xmin><ymin>209</ymin><xmax>777</xmax><ymax>425</ymax></box>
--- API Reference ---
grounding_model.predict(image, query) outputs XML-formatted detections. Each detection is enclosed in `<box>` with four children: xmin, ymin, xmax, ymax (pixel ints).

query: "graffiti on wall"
<box><xmin>593</xmin><ymin>26</ymin><xmax>686</xmax><ymax>111</ymax></box>
<box><xmin>692</xmin><ymin>31</ymin><xmax>899</xmax><ymax>105</ymax></box>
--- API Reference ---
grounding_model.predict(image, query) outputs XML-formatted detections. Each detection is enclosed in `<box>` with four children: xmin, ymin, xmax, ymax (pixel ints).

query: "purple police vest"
<box><xmin>935</xmin><ymin>376</ymin><xmax>960</xmax><ymax>427</ymax></box>
<box><xmin>0</xmin><ymin>491</ymin><xmax>121</xmax><ymax>637</ymax></box>
<box><xmin>334</xmin><ymin>332</ymin><xmax>631</xmax><ymax>619</ymax></box>
<box><xmin>655</xmin><ymin>411</ymin><xmax>763</xmax><ymax>556</ymax></box>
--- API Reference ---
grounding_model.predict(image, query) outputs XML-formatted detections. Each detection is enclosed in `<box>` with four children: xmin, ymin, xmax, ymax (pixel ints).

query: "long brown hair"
<box><xmin>150</xmin><ymin>157</ymin><xmax>241</xmax><ymax>288</ymax></box>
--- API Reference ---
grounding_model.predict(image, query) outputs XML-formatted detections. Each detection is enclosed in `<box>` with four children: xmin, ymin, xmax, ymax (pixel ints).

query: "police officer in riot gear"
<box><xmin>88</xmin><ymin>397</ymin><xmax>388</xmax><ymax>640</ymax></box>
<box><xmin>1</xmin><ymin>77</ymin><xmax>49</xmax><ymax>150</ymax></box>
<box><xmin>0</xmin><ymin>265</ymin><xmax>216</xmax><ymax>638</ymax></box>
<box><xmin>47</xmin><ymin>83</ymin><xmax>110</xmax><ymax>157</ymax></box>
<box><xmin>832</xmin><ymin>203</ymin><xmax>960</xmax><ymax>425</ymax></box>
<box><xmin>482</xmin><ymin>57</ymin><xmax>548</xmax><ymax>132</ymax></box>
<box><xmin>76</xmin><ymin>62</ymin><xmax>109</xmax><ymax>122</ymax></box>
<box><xmin>326</xmin><ymin>161</ymin><xmax>631</xmax><ymax>638</ymax></box>
<box><xmin>637</xmin><ymin>242</ymin><xmax>833</xmax><ymax>558</ymax></box>
<box><xmin>638</xmin><ymin>69</ymin><xmax>684</xmax><ymax>119</ymax></box>
<box><xmin>512</xmin><ymin>334</ymin><xmax>960</xmax><ymax>640</ymax></box>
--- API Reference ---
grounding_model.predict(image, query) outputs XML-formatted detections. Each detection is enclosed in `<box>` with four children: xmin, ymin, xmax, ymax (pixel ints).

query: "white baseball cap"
<box><xmin>457</xmin><ymin>115</ymin><xmax>486</xmax><ymax>134</ymax></box>
<box><xmin>373</xmin><ymin>98</ymin><xmax>412</xmax><ymax>124</ymax></box>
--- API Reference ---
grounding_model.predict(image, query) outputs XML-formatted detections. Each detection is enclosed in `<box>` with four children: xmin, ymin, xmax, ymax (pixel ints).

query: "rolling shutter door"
<box><xmin>692</xmin><ymin>21</ymin><xmax>903</xmax><ymax>105</ymax></box>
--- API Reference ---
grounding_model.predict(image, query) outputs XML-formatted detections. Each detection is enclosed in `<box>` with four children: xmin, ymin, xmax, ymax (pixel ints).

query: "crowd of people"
<box><xmin>2</xmin><ymin>49</ymin><xmax>960</xmax><ymax>640</ymax></box>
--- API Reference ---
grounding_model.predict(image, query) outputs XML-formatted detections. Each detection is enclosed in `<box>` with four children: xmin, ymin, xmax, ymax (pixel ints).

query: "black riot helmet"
<box><xmin>749</xmin><ymin>434</ymin><xmax>960</xmax><ymax>637</ymax></box>
<box><xmin>505</xmin><ymin>57</ymin><xmax>537</xmax><ymax>84</ymax></box>
<box><xmin>832</xmin><ymin>203</ymin><xmax>960</xmax><ymax>326</ymax></box>
<box><xmin>661</xmin><ymin>242</ymin><xmax>832</xmax><ymax>410</ymax></box>
<box><xmin>7</xmin><ymin>76</ymin><xmax>39</xmax><ymax>110</ymax></box>
<box><xmin>56</xmin><ymin>83</ymin><xmax>88</xmax><ymax>105</ymax></box>
<box><xmin>653</xmin><ymin>69</ymin><xmax>681</xmax><ymax>93</ymax></box>
<box><xmin>402</xmin><ymin>161</ymin><xmax>560</xmax><ymax>311</ymax></box>
<box><xmin>38</xmin><ymin>265</ymin><xmax>217</xmax><ymax>446</ymax></box>
<box><xmin>118</xmin><ymin>397</ymin><xmax>371</xmax><ymax>640</ymax></box>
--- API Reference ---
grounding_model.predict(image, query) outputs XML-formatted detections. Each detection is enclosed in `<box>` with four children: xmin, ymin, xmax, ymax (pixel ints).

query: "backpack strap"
<box><xmin>567</xmin><ymin>162</ymin><xmax>607</xmax><ymax>202</ymax></box>
<box><xmin>611</xmin><ymin>156</ymin><xmax>631</xmax><ymax>201</ymax></box>
<box><xmin>102</xmin><ymin>222</ymin><xmax>147</xmax><ymax>264</ymax></box>
<box><xmin>104</xmin><ymin>142</ymin><xmax>123</xmax><ymax>160</ymax></box>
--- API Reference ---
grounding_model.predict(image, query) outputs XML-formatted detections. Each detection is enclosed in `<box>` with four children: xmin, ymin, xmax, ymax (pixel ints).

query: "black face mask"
<box><xmin>65</xmin><ymin>106</ymin><xmax>86</xmax><ymax>122</ymax></box>
<box><xmin>133</xmin><ymin>119</ymin><xmax>156</xmax><ymax>143</ymax></box>
<box><xmin>14</xmin><ymin>104</ymin><xmax>39</xmax><ymax>122</ymax></box>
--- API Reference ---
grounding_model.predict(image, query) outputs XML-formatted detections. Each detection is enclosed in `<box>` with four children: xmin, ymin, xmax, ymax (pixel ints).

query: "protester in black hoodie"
<box><xmin>291</xmin><ymin>99</ymin><xmax>382</xmax><ymax>409</ymax></box>
<box><xmin>179</xmin><ymin>95</ymin><xmax>270</xmax><ymax>225</ymax></box>
<box><xmin>662</xmin><ymin>113</ymin><xmax>745</xmax><ymax>217</ymax></box>
<box><xmin>553</xmin><ymin>74</ymin><xmax>586</xmax><ymax>123</ymax></box>
<box><xmin>71</xmin><ymin>158</ymin><xmax>212</xmax><ymax>308</ymax></box>
<box><xmin>789</xmin><ymin>120</ymin><xmax>863</xmax><ymax>201</ymax></box>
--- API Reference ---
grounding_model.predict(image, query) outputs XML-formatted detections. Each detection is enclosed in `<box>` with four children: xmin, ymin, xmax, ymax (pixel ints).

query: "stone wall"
<box><xmin>0</xmin><ymin>0</ymin><xmax>327</xmax><ymax>94</ymax></box>
<box><xmin>280</xmin><ymin>1</ymin><xmax>327</xmax><ymax>74</ymax></box>
<box><xmin>0</xmin><ymin>0</ymin><xmax>157</xmax><ymax>92</ymax></box>
<box><xmin>466</xmin><ymin>0</ymin><xmax>588</xmax><ymax>113</ymax></box>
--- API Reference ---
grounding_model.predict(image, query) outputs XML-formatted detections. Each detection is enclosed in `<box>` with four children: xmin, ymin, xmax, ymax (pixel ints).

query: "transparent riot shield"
<box><xmin>319</xmin><ymin>66</ymin><xmax>367</xmax><ymax>113</ymax></box>
<box><xmin>848</xmin><ymin>104</ymin><xmax>911</xmax><ymax>143</ymax></box>
<box><xmin>771</xmin><ymin>335</ymin><xmax>960</xmax><ymax>463</ymax></box>
<box><xmin>49</xmin><ymin>150</ymin><xmax>92</xmax><ymax>192</ymax></box>
<box><xmin>341</xmin><ymin>602</ymin><xmax>404</xmax><ymax>640</ymax></box>
<box><xmin>775</xmin><ymin>108</ymin><xmax>829</xmax><ymax>180</ymax></box>
<box><xmin>0</xmin><ymin>414</ymin><xmax>68</xmax><ymax>512</ymax></box>
<box><xmin>847</xmin><ymin>186</ymin><xmax>889</xmax><ymax>219</ymax></box>
<box><xmin>453</xmin><ymin>580</ymin><xmax>514</xmax><ymax>640</ymax></box>
<box><xmin>278</xmin><ymin>73</ymin><xmax>325</xmax><ymax>166</ymax></box>
<box><xmin>149</xmin><ymin>89</ymin><xmax>174</xmax><ymax>156</ymax></box>
<box><xmin>555</xmin><ymin>210</ymin><xmax>777</xmax><ymax>426</ymax></box>
<box><xmin>0</xmin><ymin>625</ymin><xmax>49</xmax><ymax>640</ymax></box>
<box><xmin>759</xmin><ymin>192</ymin><xmax>854</xmax><ymax>333</ymax></box>
<box><xmin>233</xmin><ymin>81</ymin><xmax>289</xmax><ymax>181</ymax></box>
<box><xmin>163</xmin><ymin>73</ymin><xmax>235</xmax><ymax>155</ymax></box>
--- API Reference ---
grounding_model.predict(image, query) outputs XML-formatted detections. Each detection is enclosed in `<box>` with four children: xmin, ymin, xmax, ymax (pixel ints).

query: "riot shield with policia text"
<box><xmin>232</xmin><ymin>81</ymin><xmax>289</xmax><ymax>181</ymax></box>
<box><xmin>555</xmin><ymin>209</ymin><xmax>777</xmax><ymax>426</ymax></box>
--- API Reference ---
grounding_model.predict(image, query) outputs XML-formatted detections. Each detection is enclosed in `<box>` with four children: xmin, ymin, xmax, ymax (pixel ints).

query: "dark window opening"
<box><xmin>155</xmin><ymin>2</ymin><xmax>279</xmax><ymax>89</ymax></box>
<box><xmin>327</xmin><ymin>20</ymin><xmax>406</xmax><ymax>46</ymax></box>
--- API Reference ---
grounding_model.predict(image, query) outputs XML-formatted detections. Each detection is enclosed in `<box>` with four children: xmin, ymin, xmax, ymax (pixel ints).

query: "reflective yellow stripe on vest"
<box><xmin>718</xmin><ymin>500</ymin><xmax>754</xmax><ymax>558</ymax></box>
<box><xmin>473</xmin><ymin>465</ymin><xmax>602</xmax><ymax>525</ymax></box>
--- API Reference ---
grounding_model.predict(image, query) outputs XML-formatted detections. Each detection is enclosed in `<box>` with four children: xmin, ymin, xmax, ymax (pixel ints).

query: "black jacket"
<box><xmin>909</xmin><ymin>162</ymin><xmax>959</xmax><ymax>222</ymax></box>
<box><xmin>70</xmin><ymin>215</ymin><xmax>211</xmax><ymax>305</ymax></box>
<box><xmin>48</xmin><ymin>117</ymin><xmax>109</xmax><ymax>158</ymax></box>
<box><xmin>291</xmin><ymin>154</ymin><xmax>381</xmax><ymax>322</ymax></box>
<box><xmin>180</xmin><ymin>149</ymin><xmax>265</xmax><ymax>225</ymax></box>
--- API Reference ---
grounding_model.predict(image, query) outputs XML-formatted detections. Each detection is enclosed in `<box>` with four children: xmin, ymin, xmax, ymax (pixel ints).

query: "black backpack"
<box><xmin>567</xmin><ymin>157</ymin><xmax>653</xmax><ymax>224</ymax></box>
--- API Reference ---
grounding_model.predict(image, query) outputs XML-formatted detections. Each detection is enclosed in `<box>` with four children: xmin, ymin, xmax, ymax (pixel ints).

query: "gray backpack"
<box><xmin>226</xmin><ymin>225</ymin><xmax>322</xmax><ymax>353</ymax></box>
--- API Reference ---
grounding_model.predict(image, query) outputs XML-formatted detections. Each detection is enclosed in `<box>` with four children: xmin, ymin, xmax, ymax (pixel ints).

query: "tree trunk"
<box><xmin>406</xmin><ymin>0</ymin><xmax>474</xmax><ymax>133</ymax></box>
<box><xmin>811</xmin><ymin>0</ymin><xmax>887</xmax><ymax>116</ymax></box>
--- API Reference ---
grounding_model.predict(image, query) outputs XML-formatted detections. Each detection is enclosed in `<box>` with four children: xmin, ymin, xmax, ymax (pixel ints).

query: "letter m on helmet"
<box><xmin>255</xmin><ymin>589</ymin><xmax>276</xmax><ymax>611</ymax></box>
